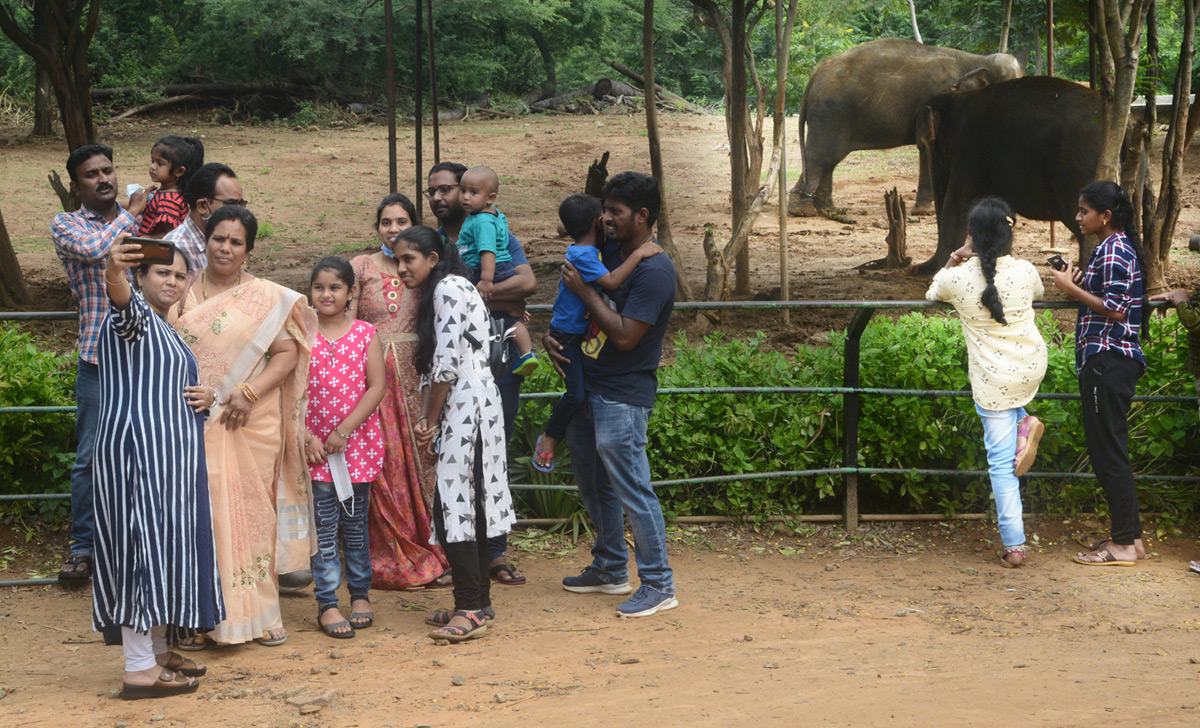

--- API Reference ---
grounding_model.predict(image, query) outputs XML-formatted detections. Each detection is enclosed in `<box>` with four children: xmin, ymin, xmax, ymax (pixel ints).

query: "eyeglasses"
<box><xmin>424</xmin><ymin>184</ymin><xmax>457</xmax><ymax>199</ymax></box>
<box><xmin>210</xmin><ymin>197</ymin><xmax>249</xmax><ymax>208</ymax></box>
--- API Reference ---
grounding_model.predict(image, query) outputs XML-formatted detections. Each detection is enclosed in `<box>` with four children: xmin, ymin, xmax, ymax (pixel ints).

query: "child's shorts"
<box><xmin>468</xmin><ymin>260</ymin><xmax>517</xmax><ymax>286</ymax></box>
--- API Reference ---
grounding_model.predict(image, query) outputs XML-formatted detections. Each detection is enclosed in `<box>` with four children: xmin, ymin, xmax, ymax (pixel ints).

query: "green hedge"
<box><xmin>511</xmin><ymin>311</ymin><xmax>1199</xmax><ymax>521</ymax></box>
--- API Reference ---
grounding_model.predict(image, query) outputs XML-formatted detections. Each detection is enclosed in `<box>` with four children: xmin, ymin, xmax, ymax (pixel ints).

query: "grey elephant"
<box><xmin>788</xmin><ymin>38</ymin><xmax>1022</xmax><ymax>217</ymax></box>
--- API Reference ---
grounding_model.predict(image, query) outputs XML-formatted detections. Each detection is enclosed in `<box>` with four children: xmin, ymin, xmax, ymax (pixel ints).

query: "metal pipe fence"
<box><xmin>2</xmin><ymin>300</ymin><xmax>1197</xmax><ymax>580</ymax></box>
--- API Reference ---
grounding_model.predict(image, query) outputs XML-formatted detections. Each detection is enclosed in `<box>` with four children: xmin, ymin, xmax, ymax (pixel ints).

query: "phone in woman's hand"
<box><xmin>1047</xmin><ymin>254</ymin><xmax>1067</xmax><ymax>272</ymax></box>
<box><xmin>126</xmin><ymin>237</ymin><xmax>176</xmax><ymax>265</ymax></box>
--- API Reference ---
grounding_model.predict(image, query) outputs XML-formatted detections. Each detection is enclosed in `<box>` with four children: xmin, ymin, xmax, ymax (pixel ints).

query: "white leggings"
<box><xmin>122</xmin><ymin>625</ymin><xmax>168</xmax><ymax>672</ymax></box>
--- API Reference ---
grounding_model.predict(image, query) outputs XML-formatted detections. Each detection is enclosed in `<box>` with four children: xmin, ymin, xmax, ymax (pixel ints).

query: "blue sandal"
<box><xmin>532</xmin><ymin>434</ymin><xmax>556</xmax><ymax>473</ymax></box>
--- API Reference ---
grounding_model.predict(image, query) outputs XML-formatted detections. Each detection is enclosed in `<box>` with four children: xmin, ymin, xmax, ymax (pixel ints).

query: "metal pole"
<box><xmin>384</xmin><ymin>0</ymin><xmax>397</xmax><ymax>193</ymax></box>
<box><xmin>1047</xmin><ymin>0</ymin><xmax>1056</xmax><ymax>251</ymax></box>
<box><xmin>841</xmin><ymin>307</ymin><xmax>874</xmax><ymax>531</ymax></box>
<box><xmin>426</xmin><ymin>0</ymin><xmax>440</xmax><ymax>164</ymax></box>
<box><xmin>414</xmin><ymin>0</ymin><xmax>424</xmax><ymax>221</ymax></box>
<box><xmin>775</xmin><ymin>0</ymin><xmax>789</xmax><ymax>327</ymax></box>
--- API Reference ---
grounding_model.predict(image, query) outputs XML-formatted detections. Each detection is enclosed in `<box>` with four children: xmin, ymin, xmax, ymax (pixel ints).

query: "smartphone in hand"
<box><xmin>126</xmin><ymin>237</ymin><xmax>176</xmax><ymax>265</ymax></box>
<box><xmin>1047</xmin><ymin>254</ymin><xmax>1067</xmax><ymax>272</ymax></box>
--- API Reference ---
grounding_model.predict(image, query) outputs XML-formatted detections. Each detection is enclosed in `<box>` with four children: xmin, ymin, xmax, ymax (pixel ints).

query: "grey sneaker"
<box><xmin>616</xmin><ymin>585</ymin><xmax>678</xmax><ymax>618</ymax></box>
<box><xmin>562</xmin><ymin>567</ymin><xmax>633</xmax><ymax>595</ymax></box>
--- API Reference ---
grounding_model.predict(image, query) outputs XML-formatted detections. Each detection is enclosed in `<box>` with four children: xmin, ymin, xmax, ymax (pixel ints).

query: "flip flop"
<box><xmin>424</xmin><ymin>570</ymin><xmax>453</xmax><ymax>590</ymax></box>
<box><xmin>489</xmin><ymin>561</ymin><xmax>526</xmax><ymax>585</ymax></box>
<box><xmin>161</xmin><ymin>651</ymin><xmax>206</xmax><ymax>677</ymax></box>
<box><xmin>1074</xmin><ymin>535</ymin><xmax>1148</xmax><ymax>560</ymax></box>
<box><xmin>1188</xmin><ymin>561</ymin><xmax>1200</xmax><ymax>575</ymax></box>
<box><xmin>256</xmin><ymin>629</ymin><xmax>288</xmax><ymax>647</ymax></box>
<box><xmin>122</xmin><ymin>669</ymin><xmax>198</xmax><ymax>700</ymax></box>
<box><xmin>1072</xmin><ymin>548</ymin><xmax>1136</xmax><ymax>567</ymax></box>
<box><xmin>532</xmin><ymin>434</ymin><xmax>555</xmax><ymax>473</ymax></box>
<box><xmin>1013</xmin><ymin>415</ymin><xmax>1044</xmax><ymax>477</ymax></box>
<box><xmin>176</xmin><ymin>634</ymin><xmax>215</xmax><ymax>652</ymax></box>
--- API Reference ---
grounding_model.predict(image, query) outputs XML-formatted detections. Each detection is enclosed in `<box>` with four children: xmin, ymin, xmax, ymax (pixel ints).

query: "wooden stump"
<box><xmin>884</xmin><ymin>188</ymin><xmax>910</xmax><ymax>268</ymax></box>
<box><xmin>584</xmin><ymin>151</ymin><xmax>610</xmax><ymax>199</ymax></box>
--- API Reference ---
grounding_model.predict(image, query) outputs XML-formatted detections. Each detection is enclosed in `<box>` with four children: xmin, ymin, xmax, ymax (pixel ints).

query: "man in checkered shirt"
<box><xmin>50</xmin><ymin>144</ymin><xmax>149</xmax><ymax>582</ymax></box>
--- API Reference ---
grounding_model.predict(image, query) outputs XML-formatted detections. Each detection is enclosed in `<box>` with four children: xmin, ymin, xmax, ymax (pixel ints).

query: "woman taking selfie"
<box><xmin>92</xmin><ymin>236</ymin><xmax>224</xmax><ymax>699</ymax></box>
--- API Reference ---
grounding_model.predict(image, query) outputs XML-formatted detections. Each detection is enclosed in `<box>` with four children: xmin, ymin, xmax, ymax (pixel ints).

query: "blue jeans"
<box><xmin>542</xmin><ymin>329</ymin><xmax>586</xmax><ymax>440</ymax></box>
<box><xmin>975</xmin><ymin>403</ymin><xmax>1027</xmax><ymax>548</ymax></box>
<box><xmin>310</xmin><ymin>481</ymin><xmax>372</xmax><ymax>608</ymax></box>
<box><xmin>487</xmin><ymin>337</ymin><xmax>524</xmax><ymax>561</ymax></box>
<box><xmin>567</xmin><ymin>394</ymin><xmax>673</xmax><ymax>594</ymax></box>
<box><xmin>69</xmin><ymin>360</ymin><xmax>100</xmax><ymax>556</ymax></box>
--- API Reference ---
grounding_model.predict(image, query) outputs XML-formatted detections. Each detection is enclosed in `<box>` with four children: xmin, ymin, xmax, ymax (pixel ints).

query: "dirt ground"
<box><xmin>4</xmin><ymin>112</ymin><xmax>1200</xmax><ymax>726</ymax></box>
<box><xmin>3</xmin><ymin>519</ymin><xmax>1200</xmax><ymax>727</ymax></box>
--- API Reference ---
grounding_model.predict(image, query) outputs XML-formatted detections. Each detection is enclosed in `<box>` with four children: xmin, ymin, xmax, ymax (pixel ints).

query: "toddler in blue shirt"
<box><xmin>459</xmin><ymin>165</ymin><xmax>538</xmax><ymax>375</ymax></box>
<box><xmin>532</xmin><ymin>193</ymin><xmax>662</xmax><ymax>472</ymax></box>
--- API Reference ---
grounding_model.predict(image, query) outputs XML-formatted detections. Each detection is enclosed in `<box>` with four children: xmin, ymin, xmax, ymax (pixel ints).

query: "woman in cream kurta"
<box><xmin>926</xmin><ymin>198</ymin><xmax>1047</xmax><ymax>568</ymax></box>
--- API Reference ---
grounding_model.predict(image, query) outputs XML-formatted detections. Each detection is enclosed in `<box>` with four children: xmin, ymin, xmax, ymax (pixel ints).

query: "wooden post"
<box><xmin>384</xmin><ymin>0</ymin><xmax>397</xmax><ymax>193</ymax></box>
<box><xmin>426</xmin><ymin>0</ymin><xmax>440</xmax><ymax>164</ymax></box>
<box><xmin>884</xmin><ymin>188</ymin><xmax>910</xmax><ymax>268</ymax></box>
<box><xmin>1047</xmin><ymin>0</ymin><xmax>1056</xmax><ymax>250</ymax></box>
<box><xmin>414</xmin><ymin>0</ymin><xmax>424</xmax><ymax>221</ymax></box>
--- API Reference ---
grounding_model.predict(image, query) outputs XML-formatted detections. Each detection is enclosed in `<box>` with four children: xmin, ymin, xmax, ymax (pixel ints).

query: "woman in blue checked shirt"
<box><xmin>1050</xmin><ymin>181</ymin><xmax>1148</xmax><ymax>567</ymax></box>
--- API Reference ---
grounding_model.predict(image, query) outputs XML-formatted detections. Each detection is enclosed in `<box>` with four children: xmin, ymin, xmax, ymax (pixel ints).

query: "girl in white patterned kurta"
<box><xmin>926</xmin><ymin>198</ymin><xmax>1047</xmax><ymax>569</ymax></box>
<box><xmin>393</xmin><ymin>226</ymin><xmax>514</xmax><ymax>642</ymax></box>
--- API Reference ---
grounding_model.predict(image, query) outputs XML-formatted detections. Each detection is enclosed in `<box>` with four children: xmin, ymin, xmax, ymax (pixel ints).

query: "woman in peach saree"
<box><xmin>349</xmin><ymin>193</ymin><xmax>449</xmax><ymax>589</ymax></box>
<box><xmin>174</xmin><ymin>206</ymin><xmax>317</xmax><ymax>647</ymax></box>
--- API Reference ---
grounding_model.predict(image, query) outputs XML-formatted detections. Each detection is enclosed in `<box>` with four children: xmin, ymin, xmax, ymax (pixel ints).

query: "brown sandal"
<box><xmin>122</xmin><ymin>669</ymin><xmax>198</xmax><ymax>700</ymax></box>
<box><xmin>161</xmin><ymin>651</ymin><xmax>206</xmax><ymax>677</ymax></box>
<box><xmin>997</xmin><ymin>545</ymin><xmax>1029</xmax><ymax>568</ymax></box>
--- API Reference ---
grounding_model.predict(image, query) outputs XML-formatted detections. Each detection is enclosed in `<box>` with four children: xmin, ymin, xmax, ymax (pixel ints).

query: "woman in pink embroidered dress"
<box><xmin>348</xmin><ymin>194</ymin><xmax>449</xmax><ymax>589</ymax></box>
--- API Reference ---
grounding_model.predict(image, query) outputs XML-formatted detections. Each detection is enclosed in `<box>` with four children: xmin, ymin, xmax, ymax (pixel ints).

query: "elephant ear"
<box><xmin>950</xmin><ymin>68</ymin><xmax>991</xmax><ymax>93</ymax></box>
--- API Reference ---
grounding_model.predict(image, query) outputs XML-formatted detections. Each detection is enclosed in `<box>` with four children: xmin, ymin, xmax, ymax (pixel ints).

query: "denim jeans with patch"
<box><xmin>310</xmin><ymin>481</ymin><xmax>372</xmax><ymax>607</ymax></box>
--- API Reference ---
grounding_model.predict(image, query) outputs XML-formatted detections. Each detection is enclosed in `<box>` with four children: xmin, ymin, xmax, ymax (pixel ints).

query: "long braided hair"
<box><xmin>1078</xmin><ymin>181</ymin><xmax>1149</xmax><ymax>340</ymax></box>
<box><xmin>967</xmin><ymin>197</ymin><xmax>1015</xmax><ymax>325</ymax></box>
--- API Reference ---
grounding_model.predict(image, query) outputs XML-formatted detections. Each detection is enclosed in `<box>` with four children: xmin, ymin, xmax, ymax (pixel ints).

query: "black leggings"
<box><xmin>1079</xmin><ymin>351</ymin><xmax>1143</xmax><ymax>545</ymax></box>
<box><xmin>432</xmin><ymin>429</ymin><xmax>492</xmax><ymax>612</ymax></box>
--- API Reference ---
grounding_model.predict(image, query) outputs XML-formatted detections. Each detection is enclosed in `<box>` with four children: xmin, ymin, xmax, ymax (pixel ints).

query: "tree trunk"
<box><xmin>0</xmin><ymin>205</ymin><xmax>30</xmax><ymax>307</ymax></box>
<box><xmin>1141</xmin><ymin>0</ymin><xmax>1159</xmax><ymax>130</ymax></box>
<box><xmin>884</xmin><ymin>188</ymin><xmax>910</xmax><ymax>268</ymax></box>
<box><xmin>643</xmin><ymin>0</ymin><xmax>692</xmax><ymax>301</ymax></box>
<box><xmin>728</xmin><ymin>0</ymin><xmax>751</xmax><ymax>294</ymax></box>
<box><xmin>32</xmin><ymin>2</ymin><xmax>53</xmax><ymax>137</ymax></box>
<box><xmin>1093</xmin><ymin>0</ymin><xmax>1152</xmax><ymax>183</ymax></box>
<box><xmin>999</xmin><ymin>0</ymin><xmax>1014</xmax><ymax>52</ymax></box>
<box><xmin>1142</xmin><ymin>0</ymin><xmax>1200</xmax><ymax>293</ymax></box>
<box><xmin>600</xmin><ymin>59</ymin><xmax>703</xmax><ymax>112</ymax></box>
<box><xmin>527</xmin><ymin>26</ymin><xmax>557</xmax><ymax>99</ymax></box>
<box><xmin>907</xmin><ymin>0</ymin><xmax>923</xmax><ymax>44</ymax></box>
<box><xmin>594</xmin><ymin>78</ymin><xmax>642</xmax><ymax>99</ymax></box>
<box><xmin>0</xmin><ymin>0</ymin><xmax>99</xmax><ymax>151</ymax></box>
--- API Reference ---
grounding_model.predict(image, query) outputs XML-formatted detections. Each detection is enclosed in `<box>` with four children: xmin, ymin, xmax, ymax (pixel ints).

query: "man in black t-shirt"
<box><xmin>548</xmin><ymin>171</ymin><xmax>677</xmax><ymax>618</ymax></box>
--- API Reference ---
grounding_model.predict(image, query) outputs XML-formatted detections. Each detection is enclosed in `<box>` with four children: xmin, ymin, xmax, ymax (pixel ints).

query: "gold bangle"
<box><xmin>239</xmin><ymin>382</ymin><xmax>260</xmax><ymax>403</ymax></box>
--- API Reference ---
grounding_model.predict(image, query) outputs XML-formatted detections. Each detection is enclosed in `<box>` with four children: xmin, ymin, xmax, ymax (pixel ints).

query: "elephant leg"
<box><xmin>788</xmin><ymin>143</ymin><xmax>841</xmax><ymax>217</ymax></box>
<box><xmin>786</xmin><ymin>176</ymin><xmax>818</xmax><ymax>217</ymax></box>
<box><xmin>912</xmin><ymin>145</ymin><xmax>936</xmax><ymax>216</ymax></box>
<box><xmin>917</xmin><ymin>182</ymin><xmax>971</xmax><ymax>273</ymax></box>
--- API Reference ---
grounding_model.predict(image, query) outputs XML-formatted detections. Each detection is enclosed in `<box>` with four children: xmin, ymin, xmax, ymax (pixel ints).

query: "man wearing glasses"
<box><xmin>164</xmin><ymin>162</ymin><xmax>245</xmax><ymax>272</ymax></box>
<box><xmin>427</xmin><ymin>161</ymin><xmax>538</xmax><ymax>587</ymax></box>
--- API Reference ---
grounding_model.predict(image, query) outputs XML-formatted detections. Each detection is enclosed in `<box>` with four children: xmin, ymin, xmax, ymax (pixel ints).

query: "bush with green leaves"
<box><xmin>0</xmin><ymin>325</ymin><xmax>76</xmax><ymax>518</ymax></box>
<box><xmin>511</xmin><ymin>311</ymin><xmax>1199</xmax><ymax>522</ymax></box>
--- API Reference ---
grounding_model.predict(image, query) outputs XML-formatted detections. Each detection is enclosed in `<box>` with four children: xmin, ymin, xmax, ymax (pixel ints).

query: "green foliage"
<box><xmin>0</xmin><ymin>325</ymin><xmax>76</xmax><ymax>519</ymax></box>
<box><xmin>511</xmin><ymin>312</ymin><xmax>1199</xmax><ymax>522</ymax></box>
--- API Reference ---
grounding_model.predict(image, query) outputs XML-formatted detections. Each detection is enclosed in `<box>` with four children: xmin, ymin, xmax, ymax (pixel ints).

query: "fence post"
<box><xmin>842</xmin><ymin>307</ymin><xmax>874</xmax><ymax>531</ymax></box>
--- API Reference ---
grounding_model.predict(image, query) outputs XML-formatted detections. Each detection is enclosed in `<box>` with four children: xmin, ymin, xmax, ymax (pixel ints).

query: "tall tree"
<box><xmin>643</xmin><ymin>0</ymin><xmax>693</xmax><ymax>300</ymax></box>
<box><xmin>999</xmin><ymin>0</ymin><xmax>1014</xmax><ymax>52</ymax></box>
<box><xmin>906</xmin><ymin>0</ymin><xmax>922</xmax><ymax>43</ymax></box>
<box><xmin>0</xmin><ymin>205</ymin><xmax>30</xmax><ymax>306</ymax></box>
<box><xmin>1141</xmin><ymin>0</ymin><xmax>1200</xmax><ymax>292</ymax></box>
<box><xmin>0</xmin><ymin>0</ymin><xmax>99</xmax><ymax>150</ymax></box>
<box><xmin>1092</xmin><ymin>0</ymin><xmax>1152</xmax><ymax>182</ymax></box>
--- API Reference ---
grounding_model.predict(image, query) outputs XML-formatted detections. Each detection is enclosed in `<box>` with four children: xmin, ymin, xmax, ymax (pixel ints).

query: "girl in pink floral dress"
<box><xmin>304</xmin><ymin>257</ymin><xmax>386</xmax><ymax>639</ymax></box>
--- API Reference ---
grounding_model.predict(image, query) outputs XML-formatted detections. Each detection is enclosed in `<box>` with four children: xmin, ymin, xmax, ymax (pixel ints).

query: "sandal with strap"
<box><xmin>997</xmin><ymin>545</ymin><xmax>1029</xmax><ymax>569</ymax></box>
<box><xmin>256</xmin><ymin>628</ymin><xmax>288</xmax><ymax>647</ymax></box>
<box><xmin>161</xmin><ymin>651</ymin><xmax>206</xmax><ymax>677</ymax></box>
<box><xmin>425</xmin><ymin>605</ymin><xmax>495</xmax><ymax>627</ymax></box>
<box><xmin>58</xmin><ymin>552</ymin><xmax>93</xmax><ymax>582</ymax></box>
<box><xmin>1013</xmin><ymin>415</ymin><xmax>1044</xmax><ymax>477</ymax></box>
<box><xmin>426</xmin><ymin>610</ymin><xmax>488</xmax><ymax>642</ymax></box>
<box><xmin>176</xmin><ymin>634</ymin><xmax>216</xmax><ymax>652</ymax></box>
<box><xmin>318</xmin><ymin>605</ymin><xmax>355</xmax><ymax>639</ymax></box>
<box><xmin>122</xmin><ymin>669</ymin><xmax>198</xmax><ymax>700</ymax></box>
<box><xmin>489</xmin><ymin>561</ymin><xmax>526</xmax><ymax>585</ymax></box>
<box><xmin>349</xmin><ymin>596</ymin><xmax>373</xmax><ymax>629</ymax></box>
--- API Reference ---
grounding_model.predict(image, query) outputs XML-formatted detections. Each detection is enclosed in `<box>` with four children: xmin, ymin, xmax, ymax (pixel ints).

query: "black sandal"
<box><xmin>58</xmin><ymin>552</ymin><xmax>93</xmax><ymax>582</ymax></box>
<box><xmin>424</xmin><ymin>604</ymin><xmax>495</xmax><ymax>627</ymax></box>
<box><xmin>488</xmin><ymin>561</ymin><xmax>526</xmax><ymax>585</ymax></box>
<box><xmin>349</xmin><ymin>595</ymin><xmax>373</xmax><ymax>629</ymax></box>
<box><xmin>426</xmin><ymin>610</ymin><xmax>488</xmax><ymax>642</ymax></box>
<box><xmin>318</xmin><ymin>604</ymin><xmax>355</xmax><ymax>640</ymax></box>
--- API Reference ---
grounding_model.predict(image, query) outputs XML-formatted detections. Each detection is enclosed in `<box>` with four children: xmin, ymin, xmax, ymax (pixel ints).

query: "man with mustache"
<box><xmin>51</xmin><ymin>144</ymin><xmax>149</xmax><ymax>583</ymax></box>
<box><xmin>427</xmin><ymin>161</ymin><xmax>536</xmax><ymax>587</ymax></box>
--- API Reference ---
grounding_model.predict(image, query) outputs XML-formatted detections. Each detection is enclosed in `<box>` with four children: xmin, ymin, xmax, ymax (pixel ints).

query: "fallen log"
<box><xmin>110</xmin><ymin>94</ymin><xmax>202</xmax><ymax>122</ymax></box>
<box><xmin>600</xmin><ymin>60</ymin><xmax>704</xmax><ymax>113</ymax></box>
<box><xmin>594</xmin><ymin>78</ymin><xmax>642</xmax><ymax>98</ymax></box>
<box><xmin>91</xmin><ymin>82</ymin><xmax>305</xmax><ymax>101</ymax></box>
<box><xmin>531</xmin><ymin>84</ymin><xmax>597</xmax><ymax>111</ymax></box>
